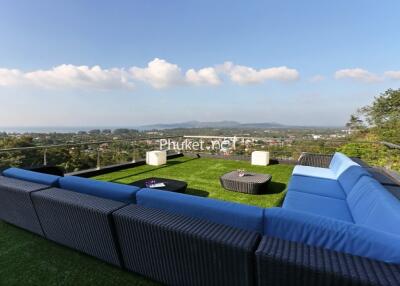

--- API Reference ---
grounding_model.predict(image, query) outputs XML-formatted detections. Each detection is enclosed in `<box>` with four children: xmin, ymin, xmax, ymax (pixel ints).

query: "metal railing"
<box><xmin>0</xmin><ymin>136</ymin><xmax>181</xmax><ymax>172</ymax></box>
<box><xmin>0</xmin><ymin>135</ymin><xmax>399</xmax><ymax>173</ymax></box>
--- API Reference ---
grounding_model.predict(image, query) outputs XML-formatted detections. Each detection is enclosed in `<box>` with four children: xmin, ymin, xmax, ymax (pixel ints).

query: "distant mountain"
<box><xmin>137</xmin><ymin>121</ymin><xmax>285</xmax><ymax>130</ymax></box>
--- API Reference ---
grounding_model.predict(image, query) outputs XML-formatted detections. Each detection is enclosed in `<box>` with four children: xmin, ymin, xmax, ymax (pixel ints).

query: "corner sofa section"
<box><xmin>273</xmin><ymin>152</ymin><xmax>400</xmax><ymax>264</ymax></box>
<box><xmin>0</xmin><ymin>170</ymin><xmax>140</xmax><ymax>267</ymax></box>
<box><xmin>0</xmin><ymin>154</ymin><xmax>399</xmax><ymax>286</ymax></box>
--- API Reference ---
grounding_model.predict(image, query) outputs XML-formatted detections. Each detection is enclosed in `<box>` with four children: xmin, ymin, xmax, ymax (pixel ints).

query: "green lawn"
<box><xmin>0</xmin><ymin>157</ymin><xmax>293</xmax><ymax>285</ymax></box>
<box><xmin>0</xmin><ymin>222</ymin><xmax>158</xmax><ymax>286</ymax></box>
<box><xmin>94</xmin><ymin>156</ymin><xmax>293</xmax><ymax>208</ymax></box>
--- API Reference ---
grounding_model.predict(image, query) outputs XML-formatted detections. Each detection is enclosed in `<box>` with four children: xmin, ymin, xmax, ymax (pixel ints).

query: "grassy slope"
<box><xmin>0</xmin><ymin>157</ymin><xmax>292</xmax><ymax>285</ymax></box>
<box><xmin>94</xmin><ymin>156</ymin><xmax>293</xmax><ymax>208</ymax></box>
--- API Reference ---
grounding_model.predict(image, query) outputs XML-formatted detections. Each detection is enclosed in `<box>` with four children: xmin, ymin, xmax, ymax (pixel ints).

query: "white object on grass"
<box><xmin>251</xmin><ymin>151</ymin><xmax>270</xmax><ymax>166</ymax></box>
<box><xmin>146</xmin><ymin>150</ymin><xmax>167</xmax><ymax>166</ymax></box>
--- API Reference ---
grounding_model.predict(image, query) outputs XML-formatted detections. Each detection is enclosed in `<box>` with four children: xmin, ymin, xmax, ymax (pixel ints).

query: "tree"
<box><xmin>361</xmin><ymin>89</ymin><xmax>400</xmax><ymax>126</ymax></box>
<box><xmin>88</xmin><ymin>129</ymin><xmax>101</xmax><ymax>135</ymax></box>
<box><xmin>345</xmin><ymin>114</ymin><xmax>365</xmax><ymax>132</ymax></box>
<box><xmin>359</xmin><ymin>89</ymin><xmax>400</xmax><ymax>143</ymax></box>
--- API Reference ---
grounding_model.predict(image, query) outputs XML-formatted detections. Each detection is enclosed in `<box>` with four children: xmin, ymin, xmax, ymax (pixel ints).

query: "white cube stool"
<box><xmin>146</xmin><ymin>150</ymin><xmax>167</xmax><ymax>166</ymax></box>
<box><xmin>251</xmin><ymin>151</ymin><xmax>270</xmax><ymax>166</ymax></box>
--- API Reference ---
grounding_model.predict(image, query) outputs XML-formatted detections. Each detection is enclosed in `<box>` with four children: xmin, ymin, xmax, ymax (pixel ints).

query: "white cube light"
<box><xmin>251</xmin><ymin>151</ymin><xmax>270</xmax><ymax>166</ymax></box>
<box><xmin>146</xmin><ymin>150</ymin><xmax>167</xmax><ymax>166</ymax></box>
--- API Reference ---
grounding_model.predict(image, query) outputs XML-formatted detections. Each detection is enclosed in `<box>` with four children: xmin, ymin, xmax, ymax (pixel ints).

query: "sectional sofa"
<box><xmin>0</xmin><ymin>152</ymin><xmax>399</xmax><ymax>286</ymax></box>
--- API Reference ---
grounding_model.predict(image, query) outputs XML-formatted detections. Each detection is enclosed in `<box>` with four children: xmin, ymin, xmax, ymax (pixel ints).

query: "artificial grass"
<box><xmin>94</xmin><ymin>156</ymin><xmax>293</xmax><ymax>208</ymax></box>
<box><xmin>0</xmin><ymin>221</ymin><xmax>158</xmax><ymax>286</ymax></box>
<box><xmin>0</xmin><ymin>157</ymin><xmax>293</xmax><ymax>285</ymax></box>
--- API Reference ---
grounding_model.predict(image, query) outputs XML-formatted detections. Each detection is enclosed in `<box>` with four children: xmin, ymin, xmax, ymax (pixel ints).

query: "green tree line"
<box><xmin>340</xmin><ymin>88</ymin><xmax>400</xmax><ymax>171</ymax></box>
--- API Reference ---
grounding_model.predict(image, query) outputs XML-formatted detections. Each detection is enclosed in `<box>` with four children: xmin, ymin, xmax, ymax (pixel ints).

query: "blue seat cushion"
<box><xmin>136</xmin><ymin>189</ymin><xmax>264</xmax><ymax>233</ymax></box>
<box><xmin>347</xmin><ymin>176</ymin><xmax>400</xmax><ymax>236</ymax></box>
<box><xmin>293</xmin><ymin>152</ymin><xmax>359</xmax><ymax>180</ymax></box>
<box><xmin>328</xmin><ymin>152</ymin><xmax>359</xmax><ymax>177</ymax></box>
<box><xmin>2</xmin><ymin>167</ymin><xmax>60</xmax><ymax>186</ymax></box>
<box><xmin>337</xmin><ymin>165</ymin><xmax>370</xmax><ymax>194</ymax></box>
<box><xmin>283</xmin><ymin>190</ymin><xmax>353</xmax><ymax>222</ymax></box>
<box><xmin>59</xmin><ymin>176</ymin><xmax>139</xmax><ymax>203</ymax></box>
<box><xmin>288</xmin><ymin>175</ymin><xmax>346</xmax><ymax>199</ymax></box>
<box><xmin>292</xmin><ymin>165</ymin><xmax>336</xmax><ymax>180</ymax></box>
<box><xmin>263</xmin><ymin>207</ymin><xmax>400</xmax><ymax>263</ymax></box>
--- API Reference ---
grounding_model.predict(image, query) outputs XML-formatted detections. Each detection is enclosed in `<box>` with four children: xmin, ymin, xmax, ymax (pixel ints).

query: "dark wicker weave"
<box><xmin>31</xmin><ymin>188</ymin><xmax>126</xmax><ymax>266</ymax></box>
<box><xmin>256</xmin><ymin>235</ymin><xmax>400</xmax><ymax>286</ymax></box>
<box><xmin>297</xmin><ymin>152</ymin><xmax>333</xmax><ymax>168</ymax></box>
<box><xmin>113</xmin><ymin>204</ymin><xmax>261</xmax><ymax>286</ymax></box>
<box><xmin>0</xmin><ymin>175</ymin><xmax>49</xmax><ymax>236</ymax></box>
<box><xmin>220</xmin><ymin>171</ymin><xmax>272</xmax><ymax>194</ymax></box>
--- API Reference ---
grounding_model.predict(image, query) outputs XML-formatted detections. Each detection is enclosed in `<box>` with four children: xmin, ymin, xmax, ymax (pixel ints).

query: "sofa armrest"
<box><xmin>256</xmin><ymin>235</ymin><xmax>400</xmax><ymax>286</ymax></box>
<box><xmin>113</xmin><ymin>204</ymin><xmax>261</xmax><ymax>286</ymax></box>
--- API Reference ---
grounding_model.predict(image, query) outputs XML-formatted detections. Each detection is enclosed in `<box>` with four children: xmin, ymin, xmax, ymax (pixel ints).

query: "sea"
<box><xmin>0</xmin><ymin>126</ymin><xmax>130</xmax><ymax>134</ymax></box>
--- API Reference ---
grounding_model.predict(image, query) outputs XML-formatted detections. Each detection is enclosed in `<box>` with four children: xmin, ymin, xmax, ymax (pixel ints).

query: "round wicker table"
<box><xmin>220</xmin><ymin>171</ymin><xmax>272</xmax><ymax>194</ymax></box>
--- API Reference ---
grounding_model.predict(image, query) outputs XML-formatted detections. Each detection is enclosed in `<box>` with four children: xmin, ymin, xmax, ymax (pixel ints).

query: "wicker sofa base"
<box><xmin>0</xmin><ymin>176</ymin><xmax>399</xmax><ymax>286</ymax></box>
<box><xmin>114</xmin><ymin>204</ymin><xmax>261</xmax><ymax>286</ymax></box>
<box><xmin>256</xmin><ymin>236</ymin><xmax>400</xmax><ymax>286</ymax></box>
<box><xmin>0</xmin><ymin>176</ymin><xmax>49</xmax><ymax>236</ymax></box>
<box><xmin>32</xmin><ymin>188</ymin><xmax>126</xmax><ymax>266</ymax></box>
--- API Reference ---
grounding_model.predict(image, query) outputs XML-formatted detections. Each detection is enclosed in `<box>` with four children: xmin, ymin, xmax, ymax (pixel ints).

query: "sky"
<box><xmin>0</xmin><ymin>0</ymin><xmax>400</xmax><ymax>128</ymax></box>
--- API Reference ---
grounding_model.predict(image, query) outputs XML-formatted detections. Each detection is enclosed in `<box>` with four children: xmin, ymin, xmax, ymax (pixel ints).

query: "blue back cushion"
<box><xmin>2</xmin><ymin>167</ymin><xmax>60</xmax><ymax>186</ymax></box>
<box><xmin>136</xmin><ymin>189</ymin><xmax>264</xmax><ymax>233</ymax></box>
<box><xmin>347</xmin><ymin>176</ymin><xmax>400</xmax><ymax>235</ymax></box>
<box><xmin>264</xmin><ymin>207</ymin><xmax>400</xmax><ymax>263</ymax></box>
<box><xmin>337</xmin><ymin>165</ymin><xmax>370</xmax><ymax>194</ymax></box>
<box><xmin>59</xmin><ymin>176</ymin><xmax>139</xmax><ymax>203</ymax></box>
<box><xmin>329</xmin><ymin>152</ymin><xmax>359</xmax><ymax>177</ymax></box>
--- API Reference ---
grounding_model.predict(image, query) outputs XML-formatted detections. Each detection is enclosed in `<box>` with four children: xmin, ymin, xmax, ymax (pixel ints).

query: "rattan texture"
<box><xmin>220</xmin><ymin>171</ymin><xmax>272</xmax><ymax>194</ymax></box>
<box><xmin>32</xmin><ymin>188</ymin><xmax>126</xmax><ymax>266</ymax></box>
<box><xmin>0</xmin><ymin>175</ymin><xmax>49</xmax><ymax>235</ymax></box>
<box><xmin>255</xmin><ymin>235</ymin><xmax>400</xmax><ymax>286</ymax></box>
<box><xmin>113</xmin><ymin>204</ymin><xmax>261</xmax><ymax>286</ymax></box>
<box><xmin>297</xmin><ymin>153</ymin><xmax>333</xmax><ymax>168</ymax></box>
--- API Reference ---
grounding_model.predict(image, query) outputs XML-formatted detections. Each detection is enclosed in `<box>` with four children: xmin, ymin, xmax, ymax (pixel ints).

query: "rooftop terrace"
<box><xmin>0</xmin><ymin>156</ymin><xmax>293</xmax><ymax>285</ymax></box>
<box><xmin>1</xmin><ymin>138</ymin><xmax>400</xmax><ymax>285</ymax></box>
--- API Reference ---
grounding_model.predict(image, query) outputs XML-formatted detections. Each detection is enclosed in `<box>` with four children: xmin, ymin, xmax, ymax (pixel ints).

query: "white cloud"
<box><xmin>334</xmin><ymin>68</ymin><xmax>381</xmax><ymax>83</ymax></box>
<box><xmin>0</xmin><ymin>68</ymin><xmax>25</xmax><ymax>86</ymax></box>
<box><xmin>27</xmin><ymin>65</ymin><xmax>134</xmax><ymax>90</ymax></box>
<box><xmin>384</xmin><ymin>70</ymin><xmax>400</xmax><ymax>80</ymax></box>
<box><xmin>0</xmin><ymin>65</ymin><xmax>134</xmax><ymax>90</ymax></box>
<box><xmin>309</xmin><ymin>75</ymin><xmax>325</xmax><ymax>82</ymax></box>
<box><xmin>131</xmin><ymin>58</ymin><xmax>221</xmax><ymax>88</ymax></box>
<box><xmin>130</xmin><ymin>58</ymin><xmax>184</xmax><ymax>89</ymax></box>
<box><xmin>0</xmin><ymin>58</ymin><xmax>301</xmax><ymax>91</ymax></box>
<box><xmin>219</xmin><ymin>61</ymin><xmax>299</xmax><ymax>84</ymax></box>
<box><xmin>185</xmin><ymin>67</ymin><xmax>221</xmax><ymax>85</ymax></box>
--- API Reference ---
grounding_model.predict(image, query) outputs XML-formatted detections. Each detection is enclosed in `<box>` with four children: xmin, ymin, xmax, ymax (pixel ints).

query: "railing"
<box><xmin>0</xmin><ymin>135</ymin><xmax>399</xmax><ymax>173</ymax></box>
<box><xmin>0</xmin><ymin>136</ymin><xmax>181</xmax><ymax>172</ymax></box>
<box><xmin>171</xmin><ymin>136</ymin><xmax>400</xmax><ymax>171</ymax></box>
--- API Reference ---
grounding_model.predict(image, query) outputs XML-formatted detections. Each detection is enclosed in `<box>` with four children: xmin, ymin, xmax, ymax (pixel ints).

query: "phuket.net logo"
<box><xmin>159</xmin><ymin>138</ymin><xmax>237</xmax><ymax>152</ymax></box>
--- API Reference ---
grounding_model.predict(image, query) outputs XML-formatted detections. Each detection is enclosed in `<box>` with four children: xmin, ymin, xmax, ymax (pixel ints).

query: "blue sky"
<box><xmin>0</xmin><ymin>0</ymin><xmax>399</xmax><ymax>127</ymax></box>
